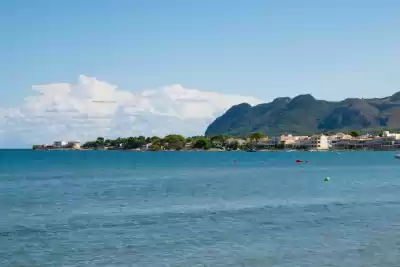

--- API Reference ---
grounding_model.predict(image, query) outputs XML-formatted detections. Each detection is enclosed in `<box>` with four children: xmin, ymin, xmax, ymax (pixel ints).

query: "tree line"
<box><xmin>81</xmin><ymin>130</ymin><xmax>370</xmax><ymax>151</ymax></box>
<box><xmin>82</xmin><ymin>132</ymin><xmax>267</xmax><ymax>151</ymax></box>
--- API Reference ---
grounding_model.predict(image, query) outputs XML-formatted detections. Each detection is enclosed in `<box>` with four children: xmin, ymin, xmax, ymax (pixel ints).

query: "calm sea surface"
<box><xmin>1</xmin><ymin>150</ymin><xmax>400</xmax><ymax>266</ymax></box>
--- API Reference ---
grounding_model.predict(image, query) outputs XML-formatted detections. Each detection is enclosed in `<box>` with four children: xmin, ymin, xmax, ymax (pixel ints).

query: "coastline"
<box><xmin>30</xmin><ymin>148</ymin><xmax>399</xmax><ymax>152</ymax></box>
<box><xmin>32</xmin><ymin>130</ymin><xmax>400</xmax><ymax>153</ymax></box>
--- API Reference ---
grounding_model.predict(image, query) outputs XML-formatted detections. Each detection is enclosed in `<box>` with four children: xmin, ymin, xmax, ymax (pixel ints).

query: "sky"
<box><xmin>0</xmin><ymin>0</ymin><xmax>399</xmax><ymax>147</ymax></box>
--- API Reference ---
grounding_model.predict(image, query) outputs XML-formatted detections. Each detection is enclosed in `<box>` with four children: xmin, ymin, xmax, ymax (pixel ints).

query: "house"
<box><xmin>295</xmin><ymin>137</ymin><xmax>312</xmax><ymax>148</ymax></box>
<box><xmin>280</xmin><ymin>134</ymin><xmax>296</xmax><ymax>146</ymax></box>
<box><xmin>365</xmin><ymin>137</ymin><xmax>396</xmax><ymax>150</ymax></box>
<box><xmin>185</xmin><ymin>142</ymin><xmax>192</xmax><ymax>149</ymax></box>
<box><xmin>328</xmin><ymin>133</ymin><xmax>353</xmax><ymax>149</ymax></box>
<box><xmin>225</xmin><ymin>138</ymin><xmax>246</xmax><ymax>146</ymax></box>
<box><xmin>67</xmin><ymin>141</ymin><xmax>81</xmax><ymax>149</ymax></box>
<box><xmin>255</xmin><ymin>134</ymin><xmax>307</xmax><ymax>148</ymax></box>
<box><xmin>268</xmin><ymin>135</ymin><xmax>293</xmax><ymax>145</ymax></box>
<box><xmin>382</xmin><ymin>131</ymin><xmax>400</xmax><ymax>139</ymax></box>
<box><xmin>141</xmin><ymin>143</ymin><xmax>153</xmax><ymax>151</ymax></box>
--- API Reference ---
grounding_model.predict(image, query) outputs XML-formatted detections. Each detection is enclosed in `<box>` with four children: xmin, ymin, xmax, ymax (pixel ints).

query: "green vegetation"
<box><xmin>82</xmin><ymin>133</ymin><xmax>266</xmax><ymax>151</ymax></box>
<box><xmin>347</xmin><ymin>131</ymin><xmax>361</xmax><ymax>137</ymax></box>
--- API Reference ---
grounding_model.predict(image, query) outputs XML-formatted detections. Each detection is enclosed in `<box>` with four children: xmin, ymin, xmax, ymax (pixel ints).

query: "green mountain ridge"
<box><xmin>205</xmin><ymin>91</ymin><xmax>400</xmax><ymax>136</ymax></box>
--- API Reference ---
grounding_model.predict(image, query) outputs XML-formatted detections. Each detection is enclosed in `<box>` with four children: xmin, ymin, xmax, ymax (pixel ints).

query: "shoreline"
<box><xmin>30</xmin><ymin>148</ymin><xmax>400</xmax><ymax>152</ymax></box>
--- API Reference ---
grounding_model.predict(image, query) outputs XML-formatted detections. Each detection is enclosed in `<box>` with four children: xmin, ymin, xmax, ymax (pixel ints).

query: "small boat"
<box><xmin>394</xmin><ymin>153</ymin><xmax>400</xmax><ymax>159</ymax></box>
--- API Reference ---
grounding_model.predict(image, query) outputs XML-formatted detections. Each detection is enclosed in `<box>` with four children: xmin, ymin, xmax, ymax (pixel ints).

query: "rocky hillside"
<box><xmin>205</xmin><ymin>92</ymin><xmax>400</xmax><ymax>136</ymax></box>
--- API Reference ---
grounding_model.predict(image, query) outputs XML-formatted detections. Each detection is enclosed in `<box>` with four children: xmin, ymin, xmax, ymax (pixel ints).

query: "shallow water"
<box><xmin>1</xmin><ymin>151</ymin><xmax>400</xmax><ymax>266</ymax></box>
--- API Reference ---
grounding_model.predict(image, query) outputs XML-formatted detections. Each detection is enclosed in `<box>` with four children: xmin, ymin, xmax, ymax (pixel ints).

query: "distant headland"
<box><xmin>205</xmin><ymin>91</ymin><xmax>400</xmax><ymax>137</ymax></box>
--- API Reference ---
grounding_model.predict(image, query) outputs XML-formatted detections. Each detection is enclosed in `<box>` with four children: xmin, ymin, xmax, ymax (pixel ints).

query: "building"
<box><xmin>295</xmin><ymin>137</ymin><xmax>312</xmax><ymax>148</ymax></box>
<box><xmin>225</xmin><ymin>138</ymin><xmax>247</xmax><ymax>146</ymax></box>
<box><xmin>382</xmin><ymin>131</ymin><xmax>400</xmax><ymax>139</ymax></box>
<box><xmin>269</xmin><ymin>134</ymin><xmax>295</xmax><ymax>146</ymax></box>
<box><xmin>67</xmin><ymin>141</ymin><xmax>81</xmax><ymax>149</ymax></box>
<box><xmin>53</xmin><ymin>141</ymin><xmax>67</xmax><ymax>147</ymax></box>
<box><xmin>309</xmin><ymin>134</ymin><xmax>329</xmax><ymax>150</ymax></box>
<box><xmin>141</xmin><ymin>143</ymin><xmax>153</xmax><ymax>151</ymax></box>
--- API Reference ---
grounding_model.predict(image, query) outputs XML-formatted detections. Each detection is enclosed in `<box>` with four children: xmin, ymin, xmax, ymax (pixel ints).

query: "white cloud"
<box><xmin>0</xmin><ymin>75</ymin><xmax>262</xmax><ymax>148</ymax></box>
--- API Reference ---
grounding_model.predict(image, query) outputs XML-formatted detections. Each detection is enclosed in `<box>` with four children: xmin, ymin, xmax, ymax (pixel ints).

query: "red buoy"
<box><xmin>296</xmin><ymin>159</ymin><xmax>303</xmax><ymax>163</ymax></box>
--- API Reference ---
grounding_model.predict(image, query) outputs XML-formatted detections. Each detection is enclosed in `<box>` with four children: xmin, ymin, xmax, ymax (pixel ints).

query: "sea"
<box><xmin>1</xmin><ymin>150</ymin><xmax>399</xmax><ymax>267</ymax></box>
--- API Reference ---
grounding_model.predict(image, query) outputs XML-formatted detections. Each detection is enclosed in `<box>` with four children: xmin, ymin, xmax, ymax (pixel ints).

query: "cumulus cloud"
<box><xmin>0</xmin><ymin>75</ymin><xmax>262</xmax><ymax>148</ymax></box>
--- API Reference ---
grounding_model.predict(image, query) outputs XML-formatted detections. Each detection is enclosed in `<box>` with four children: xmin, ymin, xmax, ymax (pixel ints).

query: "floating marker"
<box><xmin>324</xmin><ymin>177</ymin><xmax>330</xmax><ymax>182</ymax></box>
<box><xmin>296</xmin><ymin>159</ymin><xmax>303</xmax><ymax>163</ymax></box>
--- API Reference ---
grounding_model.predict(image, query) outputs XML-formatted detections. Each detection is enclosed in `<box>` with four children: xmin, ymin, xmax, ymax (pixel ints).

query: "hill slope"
<box><xmin>205</xmin><ymin>92</ymin><xmax>400</xmax><ymax>136</ymax></box>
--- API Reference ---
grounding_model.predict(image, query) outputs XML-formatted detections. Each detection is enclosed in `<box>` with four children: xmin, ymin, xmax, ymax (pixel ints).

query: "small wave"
<box><xmin>0</xmin><ymin>225</ymin><xmax>47</xmax><ymax>237</ymax></box>
<box><xmin>71</xmin><ymin>196</ymin><xmax>400</xmax><ymax>218</ymax></box>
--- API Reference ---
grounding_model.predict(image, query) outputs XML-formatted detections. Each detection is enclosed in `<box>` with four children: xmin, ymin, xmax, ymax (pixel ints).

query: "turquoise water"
<box><xmin>1</xmin><ymin>151</ymin><xmax>400</xmax><ymax>266</ymax></box>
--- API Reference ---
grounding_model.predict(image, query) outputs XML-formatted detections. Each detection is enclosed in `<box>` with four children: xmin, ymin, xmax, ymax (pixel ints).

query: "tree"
<box><xmin>192</xmin><ymin>138</ymin><xmax>211</xmax><ymax>150</ymax></box>
<box><xmin>109</xmin><ymin>138</ymin><xmax>120</xmax><ymax>147</ymax></box>
<box><xmin>150</xmin><ymin>136</ymin><xmax>161</xmax><ymax>144</ymax></box>
<box><xmin>249</xmin><ymin>132</ymin><xmax>264</xmax><ymax>141</ymax></box>
<box><xmin>125</xmin><ymin>137</ymin><xmax>146</xmax><ymax>149</ymax></box>
<box><xmin>226</xmin><ymin>140</ymin><xmax>239</xmax><ymax>150</ymax></box>
<box><xmin>186</xmin><ymin>136</ymin><xmax>202</xmax><ymax>143</ymax></box>
<box><xmin>96</xmin><ymin>137</ymin><xmax>105</xmax><ymax>144</ymax></box>
<box><xmin>210</xmin><ymin>135</ymin><xmax>224</xmax><ymax>143</ymax></box>
<box><xmin>82</xmin><ymin>141</ymin><xmax>97</xmax><ymax>148</ymax></box>
<box><xmin>348</xmin><ymin>131</ymin><xmax>360</xmax><ymax>138</ymax></box>
<box><xmin>275</xmin><ymin>141</ymin><xmax>285</xmax><ymax>150</ymax></box>
<box><xmin>164</xmin><ymin>134</ymin><xmax>186</xmax><ymax>150</ymax></box>
<box><xmin>150</xmin><ymin>144</ymin><xmax>162</xmax><ymax>151</ymax></box>
<box><xmin>210</xmin><ymin>135</ymin><xmax>230</xmax><ymax>148</ymax></box>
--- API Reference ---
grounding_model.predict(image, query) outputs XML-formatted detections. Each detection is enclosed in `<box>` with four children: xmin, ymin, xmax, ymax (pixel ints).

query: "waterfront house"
<box><xmin>226</xmin><ymin>138</ymin><xmax>246</xmax><ymax>146</ymax></box>
<box><xmin>66</xmin><ymin>141</ymin><xmax>81</xmax><ymax>149</ymax></box>
<box><xmin>141</xmin><ymin>143</ymin><xmax>153</xmax><ymax>151</ymax></box>
<box><xmin>295</xmin><ymin>137</ymin><xmax>312</xmax><ymax>148</ymax></box>
<box><xmin>382</xmin><ymin>131</ymin><xmax>400</xmax><ymax>139</ymax></box>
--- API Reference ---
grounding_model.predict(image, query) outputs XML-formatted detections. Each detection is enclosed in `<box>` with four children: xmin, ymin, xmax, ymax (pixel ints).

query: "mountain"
<box><xmin>205</xmin><ymin>92</ymin><xmax>400</xmax><ymax>136</ymax></box>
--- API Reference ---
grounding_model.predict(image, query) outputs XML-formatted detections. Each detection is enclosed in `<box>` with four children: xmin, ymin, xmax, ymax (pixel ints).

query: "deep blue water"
<box><xmin>1</xmin><ymin>151</ymin><xmax>400</xmax><ymax>266</ymax></box>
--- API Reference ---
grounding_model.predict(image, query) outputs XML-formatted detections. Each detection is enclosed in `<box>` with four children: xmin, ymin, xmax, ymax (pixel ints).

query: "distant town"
<box><xmin>31</xmin><ymin>130</ymin><xmax>400</xmax><ymax>152</ymax></box>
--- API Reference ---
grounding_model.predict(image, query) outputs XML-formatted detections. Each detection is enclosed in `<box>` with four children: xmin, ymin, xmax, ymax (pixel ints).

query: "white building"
<box><xmin>226</xmin><ymin>138</ymin><xmax>246</xmax><ymax>146</ymax></box>
<box><xmin>382</xmin><ymin>131</ymin><xmax>400</xmax><ymax>139</ymax></box>
<box><xmin>309</xmin><ymin>134</ymin><xmax>329</xmax><ymax>150</ymax></box>
<box><xmin>67</xmin><ymin>141</ymin><xmax>81</xmax><ymax>149</ymax></box>
<box><xmin>141</xmin><ymin>143</ymin><xmax>153</xmax><ymax>150</ymax></box>
<box><xmin>53</xmin><ymin>141</ymin><xmax>67</xmax><ymax>147</ymax></box>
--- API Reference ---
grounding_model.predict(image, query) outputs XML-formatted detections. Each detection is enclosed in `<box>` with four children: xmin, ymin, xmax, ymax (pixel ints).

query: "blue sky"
<box><xmin>1</xmin><ymin>0</ymin><xmax>400</xmax><ymax>107</ymax></box>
